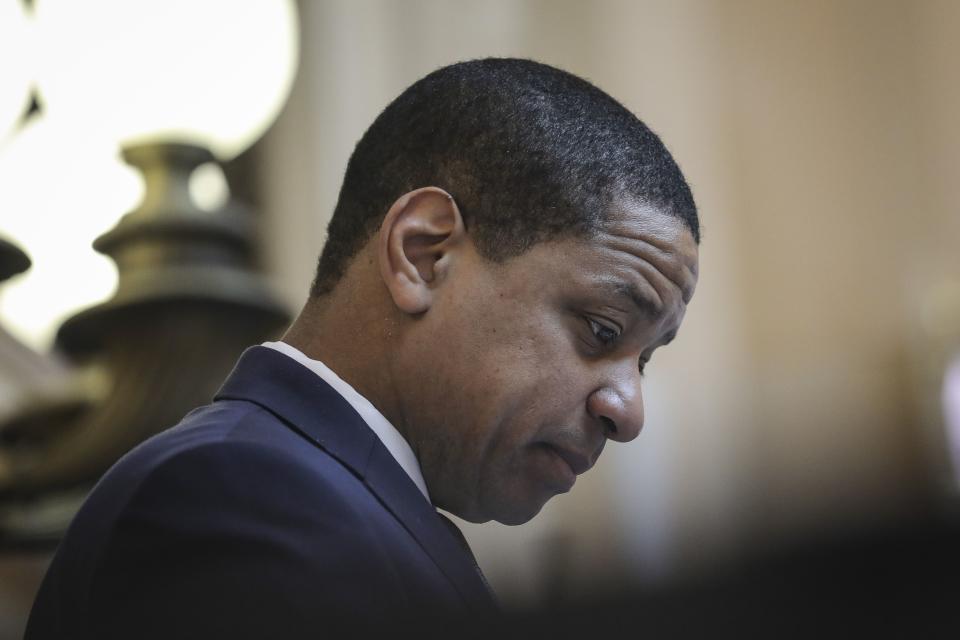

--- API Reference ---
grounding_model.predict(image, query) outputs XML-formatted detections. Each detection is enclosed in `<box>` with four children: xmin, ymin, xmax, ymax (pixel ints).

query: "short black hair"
<box><xmin>311</xmin><ymin>58</ymin><xmax>698</xmax><ymax>297</ymax></box>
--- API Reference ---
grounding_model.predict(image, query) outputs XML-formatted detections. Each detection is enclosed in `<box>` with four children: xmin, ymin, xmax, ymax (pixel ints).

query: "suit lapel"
<box><xmin>363</xmin><ymin>441</ymin><xmax>498</xmax><ymax>611</ymax></box>
<box><xmin>215</xmin><ymin>347</ymin><xmax>496</xmax><ymax>612</ymax></box>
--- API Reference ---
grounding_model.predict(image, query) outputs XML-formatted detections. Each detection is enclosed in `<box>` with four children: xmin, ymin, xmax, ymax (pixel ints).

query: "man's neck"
<box><xmin>282</xmin><ymin>295</ymin><xmax>411</xmax><ymax>448</ymax></box>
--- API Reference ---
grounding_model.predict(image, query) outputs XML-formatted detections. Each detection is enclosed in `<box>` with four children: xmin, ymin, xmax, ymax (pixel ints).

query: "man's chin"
<box><xmin>446</xmin><ymin>499</ymin><xmax>546</xmax><ymax>526</ymax></box>
<box><xmin>490</xmin><ymin>493</ymin><xmax>554</xmax><ymax>526</ymax></box>
<box><xmin>442</xmin><ymin>482</ymin><xmax>557</xmax><ymax>525</ymax></box>
<box><xmin>494</xmin><ymin>511</ymin><xmax>540</xmax><ymax>526</ymax></box>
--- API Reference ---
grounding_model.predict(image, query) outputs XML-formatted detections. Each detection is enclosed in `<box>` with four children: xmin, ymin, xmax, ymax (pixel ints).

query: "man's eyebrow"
<box><xmin>597</xmin><ymin>280</ymin><xmax>662</xmax><ymax>317</ymax></box>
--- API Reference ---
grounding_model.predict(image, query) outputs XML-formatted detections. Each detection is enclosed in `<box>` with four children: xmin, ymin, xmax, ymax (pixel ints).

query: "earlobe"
<box><xmin>378</xmin><ymin>187</ymin><xmax>465</xmax><ymax>315</ymax></box>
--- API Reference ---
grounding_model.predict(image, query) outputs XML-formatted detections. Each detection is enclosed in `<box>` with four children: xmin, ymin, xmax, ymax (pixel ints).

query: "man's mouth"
<box><xmin>542</xmin><ymin>443</ymin><xmax>593</xmax><ymax>477</ymax></box>
<box><xmin>552</xmin><ymin>445</ymin><xmax>592</xmax><ymax>476</ymax></box>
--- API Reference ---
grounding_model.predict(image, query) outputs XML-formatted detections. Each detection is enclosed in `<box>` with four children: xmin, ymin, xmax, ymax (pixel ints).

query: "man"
<box><xmin>26</xmin><ymin>58</ymin><xmax>699</xmax><ymax>638</ymax></box>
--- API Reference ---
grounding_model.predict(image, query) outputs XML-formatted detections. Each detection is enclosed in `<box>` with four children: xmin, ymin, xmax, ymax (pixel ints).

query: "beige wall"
<box><xmin>257</xmin><ymin>0</ymin><xmax>960</xmax><ymax>606</ymax></box>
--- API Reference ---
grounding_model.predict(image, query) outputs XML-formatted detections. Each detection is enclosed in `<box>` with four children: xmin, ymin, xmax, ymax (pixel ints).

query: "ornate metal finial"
<box><xmin>0</xmin><ymin>143</ymin><xmax>289</xmax><ymax>545</ymax></box>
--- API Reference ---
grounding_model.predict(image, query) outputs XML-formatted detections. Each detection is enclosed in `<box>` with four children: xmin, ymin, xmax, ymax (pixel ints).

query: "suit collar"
<box><xmin>216</xmin><ymin>346</ymin><xmax>377</xmax><ymax>477</ymax></box>
<box><xmin>215</xmin><ymin>346</ymin><xmax>497</xmax><ymax>612</ymax></box>
<box><xmin>260</xmin><ymin>340</ymin><xmax>430</xmax><ymax>501</ymax></box>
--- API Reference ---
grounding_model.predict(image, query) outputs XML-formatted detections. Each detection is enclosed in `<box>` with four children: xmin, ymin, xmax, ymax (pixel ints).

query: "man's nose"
<box><xmin>587</xmin><ymin>374</ymin><xmax>644</xmax><ymax>443</ymax></box>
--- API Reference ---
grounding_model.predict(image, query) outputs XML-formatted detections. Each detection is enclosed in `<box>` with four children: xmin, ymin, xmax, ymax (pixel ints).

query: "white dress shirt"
<box><xmin>261</xmin><ymin>341</ymin><xmax>431</xmax><ymax>503</ymax></box>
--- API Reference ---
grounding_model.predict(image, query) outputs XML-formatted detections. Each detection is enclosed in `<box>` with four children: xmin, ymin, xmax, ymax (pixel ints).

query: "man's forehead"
<box><xmin>591</xmin><ymin>277</ymin><xmax>665</xmax><ymax>318</ymax></box>
<box><xmin>593</xmin><ymin>201</ymin><xmax>699</xmax><ymax>302</ymax></box>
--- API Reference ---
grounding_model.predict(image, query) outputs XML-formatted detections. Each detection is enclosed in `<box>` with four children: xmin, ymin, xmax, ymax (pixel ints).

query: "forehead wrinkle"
<box><xmin>593</xmin><ymin>277</ymin><xmax>662</xmax><ymax>318</ymax></box>
<box><xmin>655</xmin><ymin>233</ymin><xmax>698</xmax><ymax>273</ymax></box>
<box><xmin>600</xmin><ymin>209</ymin><xmax>699</xmax><ymax>296</ymax></box>
<box><xmin>606</xmin><ymin>198</ymin><xmax>699</xmax><ymax>258</ymax></box>
<box><xmin>599</xmin><ymin>242</ymin><xmax>691</xmax><ymax>315</ymax></box>
<box><xmin>600</xmin><ymin>233</ymin><xmax>697</xmax><ymax>304</ymax></box>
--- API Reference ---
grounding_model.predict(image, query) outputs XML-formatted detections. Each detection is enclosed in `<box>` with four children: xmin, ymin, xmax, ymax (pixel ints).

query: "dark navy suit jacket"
<box><xmin>26</xmin><ymin>346</ymin><xmax>497</xmax><ymax>639</ymax></box>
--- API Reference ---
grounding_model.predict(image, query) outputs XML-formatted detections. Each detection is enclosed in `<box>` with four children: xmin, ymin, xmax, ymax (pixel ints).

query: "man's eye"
<box><xmin>587</xmin><ymin>318</ymin><xmax>620</xmax><ymax>346</ymax></box>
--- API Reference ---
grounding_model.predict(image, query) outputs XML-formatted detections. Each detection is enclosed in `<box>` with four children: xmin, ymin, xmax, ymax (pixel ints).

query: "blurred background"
<box><xmin>1</xmin><ymin>0</ymin><xmax>959</xmax><ymax>636</ymax></box>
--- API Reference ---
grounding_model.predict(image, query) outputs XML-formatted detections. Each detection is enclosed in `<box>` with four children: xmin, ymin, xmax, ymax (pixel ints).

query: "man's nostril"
<box><xmin>601</xmin><ymin>416</ymin><xmax>617</xmax><ymax>436</ymax></box>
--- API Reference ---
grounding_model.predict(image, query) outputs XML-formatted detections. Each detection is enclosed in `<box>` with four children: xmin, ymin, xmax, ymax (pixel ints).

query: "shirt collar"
<box><xmin>261</xmin><ymin>341</ymin><xmax>430</xmax><ymax>503</ymax></box>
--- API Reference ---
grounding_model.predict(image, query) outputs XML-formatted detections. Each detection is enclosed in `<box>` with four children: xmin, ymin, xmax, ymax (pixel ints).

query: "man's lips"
<box><xmin>544</xmin><ymin>443</ymin><xmax>593</xmax><ymax>476</ymax></box>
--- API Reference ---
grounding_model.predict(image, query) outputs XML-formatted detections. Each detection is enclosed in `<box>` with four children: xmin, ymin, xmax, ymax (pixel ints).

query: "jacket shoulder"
<box><xmin>29</xmin><ymin>402</ymin><xmax>431</xmax><ymax>640</ymax></box>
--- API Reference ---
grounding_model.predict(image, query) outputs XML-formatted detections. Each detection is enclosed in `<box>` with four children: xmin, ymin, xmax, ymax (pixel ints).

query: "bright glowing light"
<box><xmin>35</xmin><ymin>0</ymin><xmax>299</xmax><ymax>160</ymax></box>
<box><xmin>189</xmin><ymin>162</ymin><xmax>230</xmax><ymax>212</ymax></box>
<box><xmin>943</xmin><ymin>353</ymin><xmax>960</xmax><ymax>485</ymax></box>
<box><xmin>0</xmin><ymin>0</ymin><xmax>34</xmax><ymax>146</ymax></box>
<box><xmin>0</xmin><ymin>114</ymin><xmax>143</xmax><ymax>350</ymax></box>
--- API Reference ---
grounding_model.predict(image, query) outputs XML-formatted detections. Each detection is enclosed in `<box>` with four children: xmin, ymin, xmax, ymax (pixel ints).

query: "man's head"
<box><xmin>290</xmin><ymin>58</ymin><xmax>699</xmax><ymax>525</ymax></box>
<box><xmin>312</xmin><ymin>58</ymin><xmax>698</xmax><ymax>296</ymax></box>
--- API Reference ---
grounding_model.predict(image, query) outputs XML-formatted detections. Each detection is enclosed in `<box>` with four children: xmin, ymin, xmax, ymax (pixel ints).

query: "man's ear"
<box><xmin>378</xmin><ymin>187</ymin><xmax>466</xmax><ymax>315</ymax></box>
